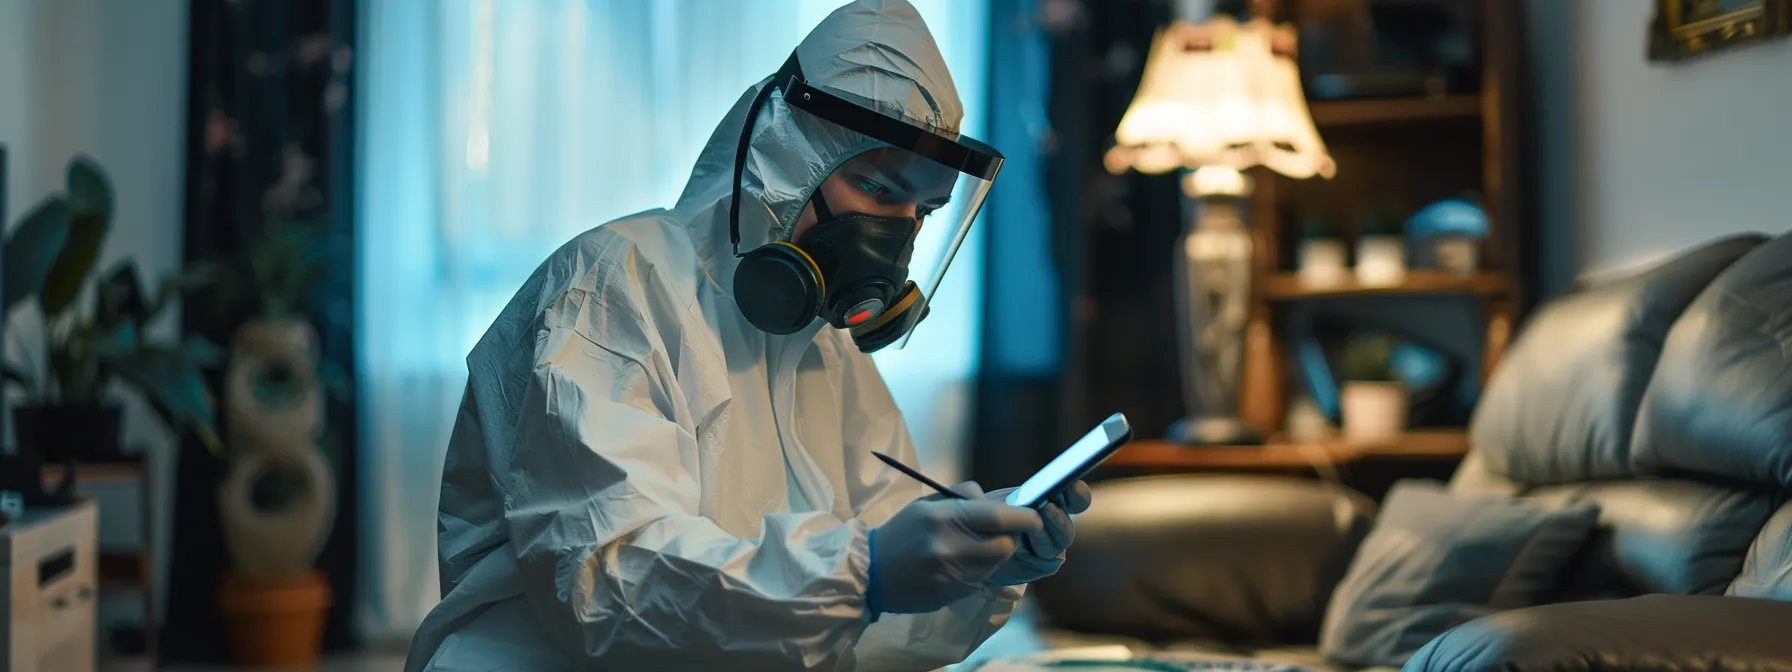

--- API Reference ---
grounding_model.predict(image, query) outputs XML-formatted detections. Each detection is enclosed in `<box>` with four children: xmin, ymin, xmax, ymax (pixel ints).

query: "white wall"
<box><xmin>0</xmin><ymin>0</ymin><xmax>189</xmax><ymax>643</ymax></box>
<box><xmin>1529</xmin><ymin>1</ymin><xmax>1792</xmax><ymax>292</ymax></box>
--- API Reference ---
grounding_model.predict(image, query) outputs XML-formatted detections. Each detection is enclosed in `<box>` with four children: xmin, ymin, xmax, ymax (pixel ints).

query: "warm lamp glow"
<box><xmin>1105</xmin><ymin>15</ymin><xmax>1335</xmax><ymax>180</ymax></box>
<box><xmin>1185</xmin><ymin>165</ymin><xmax>1251</xmax><ymax>198</ymax></box>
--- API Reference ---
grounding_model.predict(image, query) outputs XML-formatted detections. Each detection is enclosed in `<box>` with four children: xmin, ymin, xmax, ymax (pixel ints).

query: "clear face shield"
<box><xmin>730</xmin><ymin>53</ymin><xmax>1004</xmax><ymax>352</ymax></box>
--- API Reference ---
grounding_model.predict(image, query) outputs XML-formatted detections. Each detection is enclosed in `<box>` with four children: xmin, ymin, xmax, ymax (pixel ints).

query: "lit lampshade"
<box><xmin>1104</xmin><ymin>15</ymin><xmax>1336</xmax><ymax>181</ymax></box>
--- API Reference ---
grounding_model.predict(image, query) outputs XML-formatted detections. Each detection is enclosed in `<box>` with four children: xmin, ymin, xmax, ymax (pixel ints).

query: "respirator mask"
<box><xmin>728</xmin><ymin>51</ymin><xmax>1004</xmax><ymax>353</ymax></box>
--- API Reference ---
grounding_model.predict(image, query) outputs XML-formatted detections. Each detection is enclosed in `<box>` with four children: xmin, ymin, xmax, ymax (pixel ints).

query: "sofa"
<box><xmin>1028</xmin><ymin>232</ymin><xmax>1792</xmax><ymax>671</ymax></box>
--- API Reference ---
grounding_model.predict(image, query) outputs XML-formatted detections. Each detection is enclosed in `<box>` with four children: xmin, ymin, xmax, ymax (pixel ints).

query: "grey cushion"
<box><xmin>1319</xmin><ymin>480</ymin><xmax>1600</xmax><ymax>668</ymax></box>
<box><xmin>1528</xmin><ymin>480</ymin><xmax>1773</xmax><ymax>597</ymax></box>
<box><xmin>1631</xmin><ymin>232</ymin><xmax>1792</xmax><ymax>490</ymax></box>
<box><xmin>1467</xmin><ymin>234</ymin><xmax>1763</xmax><ymax>486</ymax></box>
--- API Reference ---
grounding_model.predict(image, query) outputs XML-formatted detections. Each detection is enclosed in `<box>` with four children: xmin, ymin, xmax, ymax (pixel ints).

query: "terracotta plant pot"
<box><xmin>219</xmin><ymin>570</ymin><xmax>332</xmax><ymax>668</ymax></box>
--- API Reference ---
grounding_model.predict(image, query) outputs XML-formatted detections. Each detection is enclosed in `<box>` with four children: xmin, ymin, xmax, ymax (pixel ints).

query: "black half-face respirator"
<box><xmin>727</xmin><ymin>51</ymin><xmax>1004</xmax><ymax>353</ymax></box>
<box><xmin>733</xmin><ymin>185</ymin><xmax>927</xmax><ymax>352</ymax></box>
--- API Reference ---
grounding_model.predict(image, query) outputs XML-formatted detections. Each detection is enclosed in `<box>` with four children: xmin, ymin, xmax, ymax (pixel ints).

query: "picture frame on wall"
<box><xmin>1649</xmin><ymin>0</ymin><xmax>1792</xmax><ymax>62</ymax></box>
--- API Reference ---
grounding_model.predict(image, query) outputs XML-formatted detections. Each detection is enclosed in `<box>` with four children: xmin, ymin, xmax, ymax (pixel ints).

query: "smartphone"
<box><xmin>1004</xmin><ymin>413</ymin><xmax>1133</xmax><ymax>508</ymax></box>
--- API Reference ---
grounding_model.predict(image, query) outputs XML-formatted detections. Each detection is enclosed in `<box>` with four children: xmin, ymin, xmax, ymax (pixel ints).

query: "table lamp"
<box><xmin>1104</xmin><ymin>5</ymin><xmax>1335</xmax><ymax>446</ymax></box>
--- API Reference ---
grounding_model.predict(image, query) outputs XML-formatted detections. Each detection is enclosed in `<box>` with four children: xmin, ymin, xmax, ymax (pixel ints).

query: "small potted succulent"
<box><xmin>3</xmin><ymin>156</ymin><xmax>222</xmax><ymax>462</ymax></box>
<box><xmin>1337</xmin><ymin>332</ymin><xmax>1408</xmax><ymax>444</ymax></box>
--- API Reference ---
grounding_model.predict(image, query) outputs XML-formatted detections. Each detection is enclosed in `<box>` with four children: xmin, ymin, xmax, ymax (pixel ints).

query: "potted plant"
<box><xmin>2</xmin><ymin>156</ymin><xmax>223</xmax><ymax>462</ymax></box>
<box><xmin>203</xmin><ymin>218</ymin><xmax>341</xmax><ymax>669</ymax></box>
<box><xmin>1337</xmin><ymin>332</ymin><xmax>1408</xmax><ymax>444</ymax></box>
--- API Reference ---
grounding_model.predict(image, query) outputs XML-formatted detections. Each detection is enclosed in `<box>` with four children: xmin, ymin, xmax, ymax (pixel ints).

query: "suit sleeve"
<box><xmin>832</xmin><ymin>339</ymin><xmax>1028</xmax><ymax>671</ymax></box>
<box><xmin>490</xmin><ymin>321</ymin><xmax>878</xmax><ymax>670</ymax></box>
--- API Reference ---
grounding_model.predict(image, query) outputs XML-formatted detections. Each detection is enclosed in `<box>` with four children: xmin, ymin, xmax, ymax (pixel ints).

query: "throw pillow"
<box><xmin>1319</xmin><ymin>479</ymin><xmax>1600</xmax><ymax>668</ymax></box>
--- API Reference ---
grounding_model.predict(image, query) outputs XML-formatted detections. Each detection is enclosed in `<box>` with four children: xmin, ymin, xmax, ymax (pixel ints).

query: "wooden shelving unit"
<box><xmin>1106</xmin><ymin>430</ymin><xmax>1469</xmax><ymax>472</ymax></box>
<box><xmin>1065</xmin><ymin>0</ymin><xmax>1530</xmax><ymax>479</ymax></box>
<box><xmin>1223</xmin><ymin>0</ymin><xmax>1530</xmax><ymax>452</ymax></box>
<box><xmin>1308</xmin><ymin>94</ymin><xmax>1483</xmax><ymax>127</ymax></box>
<box><xmin>1260</xmin><ymin>271</ymin><xmax>1512</xmax><ymax>300</ymax></box>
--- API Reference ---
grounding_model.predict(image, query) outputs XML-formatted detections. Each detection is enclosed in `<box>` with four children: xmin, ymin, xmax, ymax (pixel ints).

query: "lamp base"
<box><xmin>1167</xmin><ymin>416</ymin><xmax>1263</xmax><ymax>446</ymax></box>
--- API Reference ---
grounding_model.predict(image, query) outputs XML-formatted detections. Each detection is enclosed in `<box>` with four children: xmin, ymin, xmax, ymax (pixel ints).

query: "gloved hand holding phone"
<box><xmin>868</xmin><ymin>482</ymin><xmax>1042</xmax><ymax>617</ymax></box>
<box><xmin>981</xmin><ymin>481</ymin><xmax>1092</xmax><ymax>586</ymax></box>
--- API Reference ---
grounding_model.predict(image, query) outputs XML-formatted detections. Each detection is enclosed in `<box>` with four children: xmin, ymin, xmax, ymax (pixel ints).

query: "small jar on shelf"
<box><xmin>1296</xmin><ymin>214</ymin><xmax>1348</xmax><ymax>288</ymax></box>
<box><xmin>1355</xmin><ymin>204</ymin><xmax>1408</xmax><ymax>287</ymax></box>
<box><xmin>1407</xmin><ymin>197</ymin><xmax>1490</xmax><ymax>277</ymax></box>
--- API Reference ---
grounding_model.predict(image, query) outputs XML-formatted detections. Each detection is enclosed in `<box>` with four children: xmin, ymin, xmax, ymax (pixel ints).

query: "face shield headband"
<box><xmin>727</xmin><ymin>51</ymin><xmax>1005</xmax><ymax>256</ymax></box>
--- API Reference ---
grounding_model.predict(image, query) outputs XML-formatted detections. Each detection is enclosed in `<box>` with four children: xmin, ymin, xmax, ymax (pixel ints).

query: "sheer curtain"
<box><xmin>356</xmin><ymin>0</ymin><xmax>989</xmax><ymax>643</ymax></box>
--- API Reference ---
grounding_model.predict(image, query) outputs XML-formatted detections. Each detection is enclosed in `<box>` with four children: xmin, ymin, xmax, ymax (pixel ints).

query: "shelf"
<box><xmin>1260</xmin><ymin>271</ymin><xmax>1510</xmax><ymax>301</ymax></box>
<box><xmin>42</xmin><ymin>459</ymin><xmax>148</xmax><ymax>485</ymax></box>
<box><xmin>1104</xmin><ymin>430</ymin><xmax>1469</xmax><ymax>472</ymax></box>
<box><xmin>1307</xmin><ymin>95</ymin><xmax>1482</xmax><ymax>127</ymax></box>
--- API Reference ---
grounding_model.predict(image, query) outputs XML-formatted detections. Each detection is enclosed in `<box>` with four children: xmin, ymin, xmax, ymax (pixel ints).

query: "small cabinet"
<box><xmin>1</xmin><ymin>500</ymin><xmax>97</xmax><ymax>672</ymax></box>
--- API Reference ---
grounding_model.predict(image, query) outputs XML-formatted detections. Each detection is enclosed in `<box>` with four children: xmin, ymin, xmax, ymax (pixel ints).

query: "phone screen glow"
<box><xmin>1005</xmin><ymin>419</ymin><xmax>1120</xmax><ymax>507</ymax></box>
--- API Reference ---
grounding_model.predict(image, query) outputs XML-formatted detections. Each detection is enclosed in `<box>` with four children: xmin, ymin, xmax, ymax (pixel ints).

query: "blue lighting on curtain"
<box><xmin>355</xmin><ymin>0</ymin><xmax>990</xmax><ymax>640</ymax></box>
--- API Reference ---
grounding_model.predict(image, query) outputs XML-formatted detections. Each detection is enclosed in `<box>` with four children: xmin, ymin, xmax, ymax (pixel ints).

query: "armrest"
<box><xmin>1405</xmin><ymin>595</ymin><xmax>1792</xmax><ymax>672</ymax></box>
<box><xmin>1032</xmin><ymin>475</ymin><xmax>1376</xmax><ymax>646</ymax></box>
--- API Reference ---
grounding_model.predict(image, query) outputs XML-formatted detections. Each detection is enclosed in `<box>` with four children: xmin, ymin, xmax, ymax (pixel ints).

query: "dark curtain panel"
<box><xmin>1045</xmin><ymin>0</ymin><xmax>1186</xmax><ymax>454</ymax></box>
<box><xmin>974</xmin><ymin>0</ymin><xmax>1191</xmax><ymax>487</ymax></box>
<box><xmin>1060</xmin><ymin>2</ymin><xmax>1186</xmax><ymax>446</ymax></box>
<box><xmin>166</xmin><ymin>0</ymin><xmax>359</xmax><ymax>660</ymax></box>
<box><xmin>971</xmin><ymin>0</ymin><xmax>1069</xmax><ymax>489</ymax></box>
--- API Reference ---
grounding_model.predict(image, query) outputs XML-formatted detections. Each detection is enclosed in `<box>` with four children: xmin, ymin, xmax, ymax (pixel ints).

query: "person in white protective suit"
<box><xmin>404</xmin><ymin>1</ymin><xmax>1093</xmax><ymax>670</ymax></box>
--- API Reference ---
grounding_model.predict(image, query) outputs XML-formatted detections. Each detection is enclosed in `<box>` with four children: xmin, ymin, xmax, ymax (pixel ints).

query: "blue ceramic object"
<box><xmin>1405</xmin><ymin>198</ymin><xmax>1489</xmax><ymax>240</ymax></box>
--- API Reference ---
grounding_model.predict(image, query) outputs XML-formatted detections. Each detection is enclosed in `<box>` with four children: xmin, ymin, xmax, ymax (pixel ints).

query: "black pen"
<box><xmin>871</xmin><ymin>451</ymin><xmax>970</xmax><ymax>500</ymax></box>
<box><xmin>874</xmin><ymin>451</ymin><xmax>1045</xmax><ymax>555</ymax></box>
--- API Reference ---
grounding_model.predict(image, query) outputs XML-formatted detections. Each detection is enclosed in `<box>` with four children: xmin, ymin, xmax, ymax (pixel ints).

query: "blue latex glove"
<box><xmin>868</xmin><ymin>481</ymin><xmax>1044</xmax><ymax>616</ymax></box>
<box><xmin>980</xmin><ymin>481</ymin><xmax>1093</xmax><ymax>586</ymax></box>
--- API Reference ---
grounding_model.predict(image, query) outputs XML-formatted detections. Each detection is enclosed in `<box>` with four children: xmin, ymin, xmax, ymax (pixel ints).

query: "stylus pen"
<box><xmin>874</xmin><ymin>451</ymin><xmax>1046</xmax><ymax>557</ymax></box>
<box><xmin>871</xmin><ymin>451</ymin><xmax>970</xmax><ymax>500</ymax></box>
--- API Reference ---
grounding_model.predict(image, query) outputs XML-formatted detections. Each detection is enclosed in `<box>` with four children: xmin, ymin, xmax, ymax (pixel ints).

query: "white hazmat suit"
<box><xmin>406</xmin><ymin>1</ymin><xmax>1027</xmax><ymax>670</ymax></box>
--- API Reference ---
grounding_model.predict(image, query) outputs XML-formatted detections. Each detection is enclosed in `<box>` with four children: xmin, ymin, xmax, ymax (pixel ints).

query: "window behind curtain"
<box><xmin>357</xmin><ymin>0</ymin><xmax>989</xmax><ymax>641</ymax></box>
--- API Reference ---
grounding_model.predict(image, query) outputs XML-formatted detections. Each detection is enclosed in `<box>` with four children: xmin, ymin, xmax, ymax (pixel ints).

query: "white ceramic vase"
<box><xmin>225</xmin><ymin>320</ymin><xmax>324</xmax><ymax>455</ymax></box>
<box><xmin>218</xmin><ymin>448</ymin><xmax>337</xmax><ymax>580</ymax></box>
<box><xmin>1356</xmin><ymin>236</ymin><xmax>1407</xmax><ymax>287</ymax></box>
<box><xmin>1341</xmin><ymin>381</ymin><xmax>1409</xmax><ymax>444</ymax></box>
<box><xmin>219</xmin><ymin>319</ymin><xmax>336</xmax><ymax>580</ymax></box>
<box><xmin>1298</xmin><ymin>239</ymin><xmax>1349</xmax><ymax>288</ymax></box>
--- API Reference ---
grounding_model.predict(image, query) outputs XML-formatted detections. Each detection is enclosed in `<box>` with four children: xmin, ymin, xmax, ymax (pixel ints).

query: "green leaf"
<box><xmin>2</xmin><ymin>362</ymin><xmax>37</xmax><ymax>394</ymax></box>
<box><xmin>65</xmin><ymin>156</ymin><xmax>114</xmax><ymax>222</ymax></box>
<box><xmin>107</xmin><ymin>345</ymin><xmax>220</xmax><ymax>455</ymax></box>
<box><xmin>1339</xmin><ymin>333</ymin><xmax>1399</xmax><ymax>382</ymax></box>
<box><xmin>95</xmin><ymin>261</ymin><xmax>147</xmax><ymax>331</ymax></box>
<box><xmin>50</xmin><ymin>328</ymin><xmax>107</xmax><ymax>404</ymax></box>
<box><xmin>4</xmin><ymin>197</ymin><xmax>72</xmax><ymax>314</ymax></box>
<box><xmin>39</xmin><ymin>162</ymin><xmax>113</xmax><ymax>319</ymax></box>
<box><xmin>172</xmin><ymin>261</ymin><xmax>228</xmax><ymax>292</ymax></box>
<box><xmin>182</xmin><ymin>336</ymin><xmax>227</xmax><ymax>368</ymax></box>
<box><xmin>139</xmin><ymin>264</ymin><xmax>218</xmax><ymax>325</ymax></box>
<box><xmin>89</xmin><ymin>318</ymin><xmax>139</xmax><ymax>359</ymax></box>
